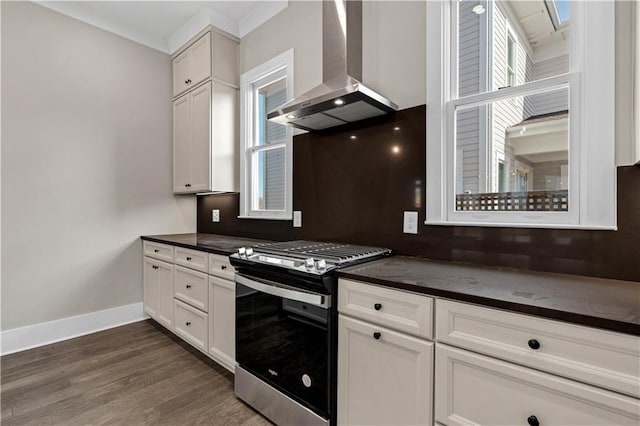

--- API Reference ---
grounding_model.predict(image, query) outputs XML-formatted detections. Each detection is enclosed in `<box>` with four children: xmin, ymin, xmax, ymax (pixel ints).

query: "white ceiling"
<box><xmin>35</xmin><ymin>1</ymin><xmax>289</xmax><ymax>54</ymax></box>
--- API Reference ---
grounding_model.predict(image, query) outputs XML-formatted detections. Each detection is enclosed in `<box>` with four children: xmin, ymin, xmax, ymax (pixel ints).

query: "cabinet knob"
<box><xmin>186</xmin><ymin>284</ymin><xmax>192</xmax><ymax>289</ymax></box>
<box><xmin>374</xmin><ymin>303</ymin><xmax>382</xmax><ymax>311</ymax></box>
<box><xmin>186</xmin><ymin>257</ymin><xmax>192</xmax><ymax>261</ymax></box>
<box><xmin>154</xmin><ymin>249</ymin><xmax>159</xmax><ymax>253</ymax></box>
<box><xmin>187</xmin><ymin>79</ymin><xmax>192</xmax><ymax>84</ymax></box>
<box><xmin>152</xmin><ymin>265</ymin><xmax>158</xmax><ymax>269</ymax></box>
<box><xmin>527</xmin><ymin>415</ymin><xmax>539</xmax><ymax>426</ymax></box>
<box><xmin>373</xmin><ymin>332</ymin><xmax>381</xmax><ymax>340</ymax></box>
<box><xmin>528</xmin><ymin>339</ymin><xmax>541</xmax><ymax>350</ymax></box>
<box><xmin>221</xmin><ymin>265</ymin><xmax>227</xmax><ymax>270</ymax></box>
<box><xmin>184</xmin><ymin>79</ymin><xmax>189</xmax><ymax>84</ymax></box>
<box><xmin>185</xmin><ymin>321</ymin><xmax>191</xmax><ymax>327</ymax></box>
<box><xmin>185</xmin><ymin>184</ymin><xmax>191</xmax><ymax>188</ymax></box>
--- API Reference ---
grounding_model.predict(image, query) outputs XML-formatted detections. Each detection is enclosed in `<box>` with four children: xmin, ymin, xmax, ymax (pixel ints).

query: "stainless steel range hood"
<box><xmin>267</xmin><ymin>0</ymin><xmax>398</xmax><ymax>131</ymax></box>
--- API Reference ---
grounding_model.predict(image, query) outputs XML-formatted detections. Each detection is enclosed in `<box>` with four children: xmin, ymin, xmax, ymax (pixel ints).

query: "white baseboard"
<box><xmin>0</xmin><ymin>303</ymin><xmax>149</xmax><ymax>356</ymax></box>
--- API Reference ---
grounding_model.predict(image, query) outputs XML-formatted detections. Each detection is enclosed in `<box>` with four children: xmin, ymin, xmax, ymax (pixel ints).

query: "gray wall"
<box><xmin>1</xmin><ymin>2</ymin><xmax>195</xmax><ymax>331</ymax></box>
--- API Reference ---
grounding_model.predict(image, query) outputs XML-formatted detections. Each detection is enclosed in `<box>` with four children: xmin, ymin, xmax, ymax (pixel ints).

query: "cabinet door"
<box><xmin>143</xmin><ymin>258</ymin><xmax>159</xmax><ymax>319</ymax></box>
<box><xmin>435</xmin><ymin>344</ymin><xmax>640</xmax><ymax>426</ymax></box>
<box><xmin>156</xmin><ymin>260</ymin><xmax>174</xmax><ymax>329</ymax></box>
<box><xmin>189</xmin><ymin>82</ymin><xmax>212</xmax><ymax>192</ymax></box>
<box><xmin>143</xmin><ymin>257</ymin><xmax>173</xmax><ymax>329</ymax></box>
<box><xmin>173</xmin><ymin>94</ymin><xmax>191</xmax><ymax>193</ymax></box>
<box><xmin>338</xmin><ymin>315</ymin><xmax>434</xmax><ymax>426</ymax></box>
<box><xmin>172</xmin><ymin>49</ymin><xmax>192</xmax><ymax>98</ymax></box>
<box><xmin>190</xmin><ymin>33</ymin><xmax>211</xmax><ymax>88</ymax></box>
<box><xmin>208</xmin><ymin>276</ymin><xmax>235</xmax><ymax>372</ymax></box>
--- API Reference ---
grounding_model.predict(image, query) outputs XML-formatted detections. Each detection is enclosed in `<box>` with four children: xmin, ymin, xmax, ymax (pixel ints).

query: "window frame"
<box><xmin>426</xmin><ymin>0</ymin><xmax>617</xmax><ymax>229</ymax></box>
<box><xmin>239</xmin><ymin>49</ymin><xmax>294</xmax><ymax>220</ymax></box>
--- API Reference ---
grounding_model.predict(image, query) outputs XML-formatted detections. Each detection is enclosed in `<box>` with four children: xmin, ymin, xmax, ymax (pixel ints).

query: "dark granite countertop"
<box><xmin>338</xmin><ymin>256</ymin><xmax>640</xmax><ymax>336</ymax></box>
<box><xmin>141</xmin><ymin>233</ymin><xmax>271</xmax><ymax>256</ymax></box>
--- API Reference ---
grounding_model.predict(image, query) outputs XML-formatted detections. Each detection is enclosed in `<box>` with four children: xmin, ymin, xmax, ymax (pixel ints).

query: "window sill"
<box><xmin>237</xmin><ymin>215</ymin><xmax>292</xmax><ymax>221</ymax></box>
<box><xmin>423</xmin><ymin>220</ymin><xmax>617</xmax><ymax>231</ymax></box>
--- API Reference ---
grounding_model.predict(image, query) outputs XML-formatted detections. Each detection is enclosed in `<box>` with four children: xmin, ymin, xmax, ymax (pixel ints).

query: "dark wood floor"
<box><xmin>1</xmin><ymin>320</ymin><xmax>272</xmax><ymax>425</ymax></box>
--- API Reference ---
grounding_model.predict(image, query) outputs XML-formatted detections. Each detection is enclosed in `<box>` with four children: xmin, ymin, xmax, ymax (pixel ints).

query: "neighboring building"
<box><xmin>457</xmin><ymin>0</ymin><xmax>570</xmax><ymax>199</ymax></box>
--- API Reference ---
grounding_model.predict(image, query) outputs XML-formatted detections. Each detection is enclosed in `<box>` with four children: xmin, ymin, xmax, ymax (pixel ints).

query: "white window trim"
<box><xmin>239</xmin><ymin>49</ymin><xmax>294</xmax><ymax>220</ymax></box>
<box><xmin>426</xmin><ymin>0</ymin><xmax>617</xmax><ymax>230</ymax></box>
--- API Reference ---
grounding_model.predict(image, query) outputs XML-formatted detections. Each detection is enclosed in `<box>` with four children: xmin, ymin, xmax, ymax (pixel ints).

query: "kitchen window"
<box><xmin>426</xmin><ymin>0</ymin><xmax>616</xmax><ymax>229</ymax></box>
<box><xmin>239</xmin><ymin>50</ymin><xmax>294</xmax><ymax>219</ymax></box>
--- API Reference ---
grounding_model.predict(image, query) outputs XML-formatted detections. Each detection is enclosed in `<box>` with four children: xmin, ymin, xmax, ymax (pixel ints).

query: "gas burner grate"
<box><xmin>253</xmin><ymin>240</ymin><xmax>390</xmax><ymax>264</ymax></box>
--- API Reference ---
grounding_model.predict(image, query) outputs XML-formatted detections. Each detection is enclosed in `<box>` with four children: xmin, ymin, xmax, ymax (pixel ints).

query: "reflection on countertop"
<box><xmin>141</xmin><ymin>233</ymin><xmax>272</xmax><ymax>256</ymax></box>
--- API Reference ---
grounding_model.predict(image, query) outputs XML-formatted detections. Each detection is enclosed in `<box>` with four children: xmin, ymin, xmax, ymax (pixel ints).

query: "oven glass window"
<box><xmin>236</xmin><ymin>284</ymin><xmax>330</xmax><ymax>417</ymax></box>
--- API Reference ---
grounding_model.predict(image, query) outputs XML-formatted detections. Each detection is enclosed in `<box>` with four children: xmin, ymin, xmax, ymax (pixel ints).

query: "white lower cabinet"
<box><xmin>143</xmin><ymin>257</ymin><xmax>174</xmax><ymax>329</ymax></box>
<box><xmin>435</xmin><ymin>344</ymin><xmax>640</xmax><ymax>426</ymax></box>
<box><xmin>338</xmin><ymin>315</ymin><xmax>434</xmax><ymax>426</ymax></box>
<box><xmin>208</xmin><ymin>275</ymin><xmax>235</xmax><ymax>372</ymax></box>
<box><xmin>142</xmin><ymin>242</ymin><xmax>236</xmax><ymax>372</ymax></box>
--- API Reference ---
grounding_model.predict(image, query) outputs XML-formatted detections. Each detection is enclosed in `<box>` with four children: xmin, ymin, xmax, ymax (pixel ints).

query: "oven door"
<box><xmin>235</xmin><ymin>273</ymin><xmax>331</xmax><ymax>418</ymax></box>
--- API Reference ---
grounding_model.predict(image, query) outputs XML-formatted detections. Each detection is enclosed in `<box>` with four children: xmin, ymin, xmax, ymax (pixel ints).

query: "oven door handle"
<box><xmin>235</xmin><ymin>274</ymin><xmax>331</xmax><ymax>309</ymax></box>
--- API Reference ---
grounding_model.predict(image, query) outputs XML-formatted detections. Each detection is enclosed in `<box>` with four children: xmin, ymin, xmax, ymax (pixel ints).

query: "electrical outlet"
<box><xmin>403</xmin><ymin>211</ymin><xmax>418</xmax><ymax>234</ymax></box>
<box><xmin>212</xmin><ymin>209</ymin><xmax>220</xmax><ymax>222</ymax></box>
<box><xmin>293</xmin><ymin>211</ymin><xmax>302</xmax><ymax>228</ymax></box>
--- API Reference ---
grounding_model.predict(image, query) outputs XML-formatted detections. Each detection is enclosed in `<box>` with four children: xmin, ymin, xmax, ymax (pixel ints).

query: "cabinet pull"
<box><xmin>185</xmin><ymin>321</ymin><xmax>191</xmax><ymax>327</ymax></box>
<box><xmin>374</xmin><ymin>303</ymin><xmax>382</xmax><ymax>311</ymax></box>
<box><xmin>373</xmin><ymin>332</ymin><xmax>381</xmax><ymax>340</ymax></box>
<box><xmin>186</xmin><ymin>284</ymin><xmax>192</xmax><ymax>289</ymax></box>
<box><xmin>527</xmin><ymin>415</ymin><xmax>539</xmax><ymax>426</ymax></box>
<box><xmin>528</xmin><ymin>339</ymin><xmax>541</xmax><ymax>350</ymax></box>
<box><xmin>185</xmin><ymin>183</ymin><xmax>192</xmax><ymax>188</ymax></box>
<box><xmin>186</xmin><ymin>257</ymin><xmax>192</xmax><ymax>261</ymax></box>
<box><xmin>152</xmin><ymin>265</ymin><xmax>158</xmax><ymax>270</ymax></box>
<box><xmin>154</xmin><ymin>249</ymin><xmax>159</xmax><ymax>253</ymax></box>
<box><xmin>221</xmin><ymin>265</ymin><xmax>227</xmax><ymax>270</ymax></box>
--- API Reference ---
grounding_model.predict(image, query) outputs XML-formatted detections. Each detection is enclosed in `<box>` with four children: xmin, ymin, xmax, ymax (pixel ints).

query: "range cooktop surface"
<box><xmin>230</xmin><ymin>240</ymin><xmax>391</xmax><ymax>275</ymax></box>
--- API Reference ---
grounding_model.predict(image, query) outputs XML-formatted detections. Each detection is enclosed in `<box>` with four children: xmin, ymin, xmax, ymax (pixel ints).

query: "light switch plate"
<box><xmin>293</xmin><ymin>211</ymin><xmax>302</xmax><ymax>228</ymax></box>
<box><xmin>212</xmin><ymin>209</ymin><xmax>220</xmax><ymax>222</ymax></box>
<box><xmin>403</xmin><ymin>211</ymin><xmax>418</xmax><ymax>234</ymax></box>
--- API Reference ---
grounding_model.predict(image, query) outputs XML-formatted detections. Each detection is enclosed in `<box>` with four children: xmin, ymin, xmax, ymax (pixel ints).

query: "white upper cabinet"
<box><xmin>172</xmin><ymin>33</ymin><xmax>211</xmax><ymax>98</ymax></box>
<box><xmin>172</xmin><ymin>27</ymin><xmax>239</xmax><ymax>194</ymax></box>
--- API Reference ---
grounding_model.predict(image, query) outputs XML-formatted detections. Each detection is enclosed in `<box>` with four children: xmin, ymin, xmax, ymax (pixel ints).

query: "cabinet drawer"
<box><xmin>209</xmin><ymin>253</ymin><xmax>234</xmax><ymax>280</ymax></box>
<box><xmin>174</xmin><ymin>299</ymin><xmax>208</xmax><ymax>352</ymax></box>
<box><xmin>436</xmin><ymin>299</ymin><xmax>640</xmax><ymax>397</ymax></box>
<box><xmin>435</xmin><ymin>344</ymin><xmax>640</xmax><ymax>426</ymax></box>
<box><xmin>338</xmin><ymin>279</ymin><xmax>433</xmax><ymax>339</ymax></box>
<box><xmin>175</xmin><ymin>266</ymin><xmax>208</xmax><ymax>312</ymax></box>
<box><xmin>143</xmin><ymin>241</ymin><xmax>174</xmax><ymax>263</ymax></box>
<box><xmin>174</xmin><ymin>247</ymin><xmax>208</xmax><ymax>272</ymax></box>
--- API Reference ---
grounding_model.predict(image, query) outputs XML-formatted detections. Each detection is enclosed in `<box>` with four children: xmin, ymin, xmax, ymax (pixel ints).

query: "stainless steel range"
<box><xmin>230</xmin><ymin>241</ymin><xmax>391</xmax><ymax>426</ymax></box>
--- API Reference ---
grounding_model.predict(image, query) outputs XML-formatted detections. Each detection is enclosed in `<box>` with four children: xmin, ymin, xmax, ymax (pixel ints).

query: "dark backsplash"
<box><xmin>198</xmin><ymin>105</ymin><xmax>640</xmax><ymax>282</ymax></box>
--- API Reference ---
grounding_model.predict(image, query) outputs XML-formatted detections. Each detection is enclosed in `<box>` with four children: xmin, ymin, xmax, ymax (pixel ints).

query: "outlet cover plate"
<box><xmin>212</xmin><ymin>209</ymin><xmax>220</xmax><ymax>222</ymax></box>
<box><xmin>403</xmin><ymin>211</ymin><xmax>418</xmax><ymax>234</ymax></box>
<box><xmin>293</xmin><ymin>211</ymin><xmax>302</xmax><ymax>228</ymax></box>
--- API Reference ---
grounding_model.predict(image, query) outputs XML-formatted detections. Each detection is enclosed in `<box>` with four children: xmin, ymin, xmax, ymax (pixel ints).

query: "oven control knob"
<box><xmin>246</xmin><ymin>248</ymin><xmax>254</xmax><ymax>256</ymax></box>
<box><xmin>316</xmin><ymin>259</ymin><xmax>327</xmax><ymax>271</ymax></box>
<box><xmin>305</xmin><ymin>258</ymin><xmax>315</xmax><ymax>269</ymax></box>
<box><xmin>238</xmin><ymin>247</ymin><xmax>246</xmax><ymax>257</ymax></box>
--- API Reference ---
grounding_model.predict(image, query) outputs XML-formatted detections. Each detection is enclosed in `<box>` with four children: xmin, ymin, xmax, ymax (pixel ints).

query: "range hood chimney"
<box><xmin>267</xmin><ymin>0</ymin><xmax>398</xmax><ymax>131</ymax></box>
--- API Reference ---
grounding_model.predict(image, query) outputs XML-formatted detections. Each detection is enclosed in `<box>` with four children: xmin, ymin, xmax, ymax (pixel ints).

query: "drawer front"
<box><xmin>174</xmin><ymin>247</ymin><xmax>208</xmax><ymax>272</ymax></box>
<box><xmin>338</xmin><ymin>278</ymin><xmax>433</xmax><ymax>339</ymax></box>
<box><xmin>436</xmin><ymin>299</ymin><xmax>640</xmax><ymax>397</ymax></box>
<box><xmin>208</xmin><ymin>253</ymin><xmax>234</xmax><ymax>280</ymax></box>
<box><xmin>435</xmin><ymin>344</ymin><xmax>640</xmax><ymax>426</ymax></box>
<box><xmin>143</xmin><ymin>241</ymin><xmax>174</xmax><ymax>262</ymax></box>
<box><xmin>174</xmin><ymin>299</ymin><xmax>208</xmax><ymax>352</ymax></box>
<box><xmin>175</xmin><ymin>266</ymin><xmax>208</xmax><ymax>312</ymax></box>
